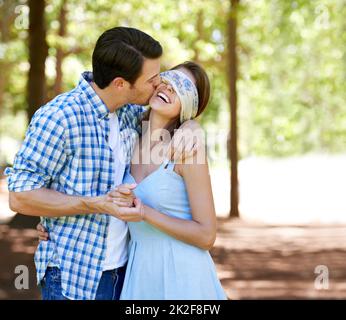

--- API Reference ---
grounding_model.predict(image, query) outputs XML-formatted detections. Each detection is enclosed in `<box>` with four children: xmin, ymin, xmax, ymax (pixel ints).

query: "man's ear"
<box><xmin>111</xmin><ymin>77</ymin><xmax>130</xmax><ymax>90</ymax></box>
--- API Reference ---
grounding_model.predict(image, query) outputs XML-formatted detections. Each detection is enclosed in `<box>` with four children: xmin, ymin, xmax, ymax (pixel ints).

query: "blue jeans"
<box><xmin>40</xmin><ymin>266</ymin><xmax>126</xmax><ymax>300</ymax></box>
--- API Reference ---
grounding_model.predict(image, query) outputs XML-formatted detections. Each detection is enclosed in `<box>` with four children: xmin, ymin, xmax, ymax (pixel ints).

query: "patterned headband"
<box><xmin>160</xmin><ymin>70</ymin><xmax>199</xmax><ymax>123</ymax></box>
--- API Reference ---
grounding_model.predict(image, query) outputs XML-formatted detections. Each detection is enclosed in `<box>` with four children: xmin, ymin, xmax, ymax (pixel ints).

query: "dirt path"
<box><xmin>214</xmin><ymin>219</ymin><xmax>346</xmax><ymax>299</ymax></box>
<box><xmin>1</xmin><ymin>217</ymin><xmax>346</xmax><ymax>300</ymax></box>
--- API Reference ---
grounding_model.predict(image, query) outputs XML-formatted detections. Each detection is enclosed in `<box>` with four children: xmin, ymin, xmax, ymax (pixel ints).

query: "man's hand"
<box><xmin>166</xmin><ymin>120</ymin><xmax>205</xmax><ymax>164</ymax></box>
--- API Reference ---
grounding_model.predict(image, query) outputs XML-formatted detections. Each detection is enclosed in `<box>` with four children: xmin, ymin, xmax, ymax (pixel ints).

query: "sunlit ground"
<box><xmin>1</xmin><ymin>153</ymin><xmax>346</xmax><ymax>225</ymax></box>
<box><xmin>0</xmin><ymin>180</ymin><xmax>16</xmax><ymax>224</ymax></box>
<box><xmin>211</xmin><ymin>220</ymin><xmax>346</xmax><ymax>299</ymax></box>
<box><xmin>211</xmin><ymin>153</ymin><xmax>346</xmax><ymax>225</ymax></box>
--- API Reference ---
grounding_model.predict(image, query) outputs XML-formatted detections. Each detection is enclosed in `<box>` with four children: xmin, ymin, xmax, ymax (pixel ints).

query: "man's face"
<box><xmin>129</xmin><ymin>58</ymin><xmax>161</xmax><ymax>105</ymax></box>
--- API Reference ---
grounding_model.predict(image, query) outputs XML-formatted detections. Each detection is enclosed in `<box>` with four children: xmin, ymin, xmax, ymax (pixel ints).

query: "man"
<box><xmin>6</xmin><ymin>27</ymin><xmax>198</xmax><ymax>300</ymax></box>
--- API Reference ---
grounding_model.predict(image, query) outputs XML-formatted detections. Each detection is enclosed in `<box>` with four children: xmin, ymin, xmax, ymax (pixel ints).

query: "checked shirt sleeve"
<box><xmin>5</xmin><ymin>108</ymin><xmax>67</xmax><ymax>192</ymax></box>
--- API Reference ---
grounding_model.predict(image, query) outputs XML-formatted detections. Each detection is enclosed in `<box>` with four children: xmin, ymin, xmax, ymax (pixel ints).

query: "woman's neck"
<box><xmin>134</xmin><ymin>111</ymin><xmax>176</xmax><ymax>166</ymax></box>
<box><xmin>142</xmin><ymin>111</ymin><xmax>175</xmax><ymax>147</ymax></box>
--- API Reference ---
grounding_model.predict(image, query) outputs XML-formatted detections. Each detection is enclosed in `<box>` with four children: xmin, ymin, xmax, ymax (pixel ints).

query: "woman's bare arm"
<box><xmin>142</xmin><ymin>149</ymin><xmax>216</xmax><ymax>250</ymax></box>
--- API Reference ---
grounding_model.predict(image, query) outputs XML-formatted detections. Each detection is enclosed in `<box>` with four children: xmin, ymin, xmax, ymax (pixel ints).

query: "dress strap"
<box><xmin>162</xmin><ymin>158</ymin><xmax>175</xmax><ymax>171</ymax></box>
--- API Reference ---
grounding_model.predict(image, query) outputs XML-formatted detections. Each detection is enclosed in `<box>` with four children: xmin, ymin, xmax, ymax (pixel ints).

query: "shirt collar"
<box><xmin>78</xmin><ymin>71</ymin><xmax>110</xmax><ymax>120</ymax></box>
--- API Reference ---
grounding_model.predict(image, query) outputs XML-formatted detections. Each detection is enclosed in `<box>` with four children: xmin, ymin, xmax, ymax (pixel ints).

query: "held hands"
<box><xmin>105</xmin><ymin>183</ymin><xmax>145</xmax><ymax>222</ymax></box>
<box><xmin>35</xmin><ymin>198</ymin><xmax>144</xmax><ymax>242</ymax></box>
<box><xmin>107</xmin><ymin>183</ymin><xmax>137</xmax><ymax>208</ymax></box>
<box><xmin>35</xmin><ymin>199</ymin><xmax>144</xmax><ymax>244</ymax></box>
<box><xmin>36</xmin><ymin>184</ymin><xmax>145</xmax><ymax>242</ymax></box>
<box><xmin>115</xmin><ymin>197</ymin><xmax>145</xmax><ymax>222</ymax></box>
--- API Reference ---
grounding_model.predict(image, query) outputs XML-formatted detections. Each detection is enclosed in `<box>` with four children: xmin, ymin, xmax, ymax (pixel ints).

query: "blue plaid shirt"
<box><xmin>5</xmin><ymin>72</ymin><xmax>145</xmax><ymax>300</ymax></box>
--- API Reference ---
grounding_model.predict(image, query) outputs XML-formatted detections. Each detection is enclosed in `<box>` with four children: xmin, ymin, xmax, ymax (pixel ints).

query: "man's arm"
<box><xmin>6</xmin><ymin>107</ymin><xmax>121</xmax><ymax>219</ymax></box>
<box><xmin>9</xmin><ymin>188</ymin><xmax>122</xmax><ymax>218</ymax></box>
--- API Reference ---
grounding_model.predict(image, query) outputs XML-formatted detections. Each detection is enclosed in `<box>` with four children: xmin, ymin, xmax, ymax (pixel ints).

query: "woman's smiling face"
<box><xmin>149</xmin><ymin>67</ymin><xmax>196</xmax><ymax>121</ymax></box>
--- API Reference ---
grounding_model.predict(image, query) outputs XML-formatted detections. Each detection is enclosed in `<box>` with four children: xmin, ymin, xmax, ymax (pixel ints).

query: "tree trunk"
<box><xmin>53</xmin><ymin>0</ymin><xmax>67</xmax><ymax>96</ymax></box>
<box><xmin>228</xmin><ymin>0</ymin><xmax>239</xmax><ymax>218</ymax></box>
<box><xmin>0</xmin><ymin>1</ymin><xmax>17</xmax><ymax>116</ymax></box>
<box><xmin>18</xmin><ymin>0</ymin><xmax>48</xmax><ymax>228</ymax></box>
<box><xmin>193</xmin><ymin>10</ymin><xmax>204</xmax><ymax>64</ymax></box>
<box><xmin>27</xmin><ymin>0</ymin><xmax>48</xmax><ymax>121</ymax></box>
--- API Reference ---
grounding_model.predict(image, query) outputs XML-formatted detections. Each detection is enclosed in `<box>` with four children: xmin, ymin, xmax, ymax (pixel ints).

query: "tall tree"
<box><xmin>0</xmin><ymin>1</ymin><xmax>17</xmax><ymax>116</ymax></box>
<box><xmin>53</xmin><ymin>0</ymin><xmax>67</xmax><ymax>96</ymax></box>
<box><xmin>13</xmin><ymin>0</ymin><xmax>48</xmax><ymax>227</ymax></box>
<box><xmin>27</xmin><ymin>0</ymin><xmax>48</xmax><ymax>121</ymax></box>
<box><xmin>228</xmin><ymin>0</ymin><xmax>239</xmax><ymax>218</ymax></box>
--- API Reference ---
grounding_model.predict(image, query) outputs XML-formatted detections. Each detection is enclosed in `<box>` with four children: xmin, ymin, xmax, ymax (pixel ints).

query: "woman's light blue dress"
<box><xmin>119</xmin><ymin>159</ymin><xmax>227</xmax><ymax>300</ymax></box>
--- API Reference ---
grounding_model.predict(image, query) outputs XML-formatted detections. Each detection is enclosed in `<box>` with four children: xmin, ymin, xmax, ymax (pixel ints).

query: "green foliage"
<box><xmin>237</xmin><ymin>0</ymin><xmax>346</xmax><ymax>157</ymax></box>
<box><xmin>0</xmin><ymin>0</ymin><xmax>345</xmax><ymax>161</ymax></box>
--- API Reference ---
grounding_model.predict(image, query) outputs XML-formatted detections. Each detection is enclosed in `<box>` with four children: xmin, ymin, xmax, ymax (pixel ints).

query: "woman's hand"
<box><xmin>108</xmin><ymin>197</ymin><xmax>144</xmax><ymax>222</ymax></box>
<box><xmin>36</xmin><ymin>223</ymin><xmax>49</xmax><ymax>241</ymax></box>
<box><xmin>166</xmin><ymin>120</ymin><xmax>205</xmax><ymax>164</ymax></box>
<box><xmin>105</xmin><ymin>183</ymin><xmax>145</xmax><ymax>222</ymax></box>
<box><xmin>106</xmin><ymin>183</ymin><xmax>137</xmax><ymax>207</ymax></box>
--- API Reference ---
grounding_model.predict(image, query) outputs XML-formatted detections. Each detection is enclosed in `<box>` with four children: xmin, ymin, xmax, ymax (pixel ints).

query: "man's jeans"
<box><xmin>40</xmin><ymin>266</ymin><xmax>126</xmax><ymax>300</ymax></box>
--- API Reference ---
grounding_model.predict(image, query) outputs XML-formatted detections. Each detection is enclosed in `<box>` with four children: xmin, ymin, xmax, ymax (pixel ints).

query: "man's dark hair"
<box><xmin>92</xmin><ymin>27</ymin><xmax>162</xmax><ymax>89</ymax></box>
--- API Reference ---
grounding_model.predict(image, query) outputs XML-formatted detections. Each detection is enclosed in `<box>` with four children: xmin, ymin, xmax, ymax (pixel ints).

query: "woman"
<box><xmin>38</xmin><ymin>62</ymin><xmax>227</xmax><ymax>300</ymax></box>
